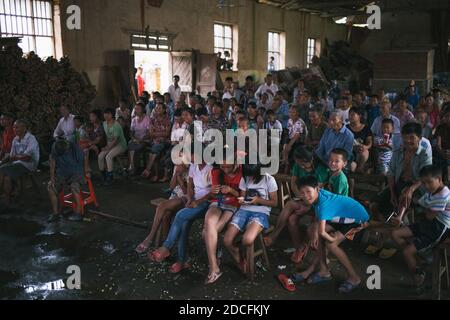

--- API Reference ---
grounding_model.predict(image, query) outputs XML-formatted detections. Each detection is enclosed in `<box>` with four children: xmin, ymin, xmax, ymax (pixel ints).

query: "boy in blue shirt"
<box><xmin>278</xmin><ymin>176</ymin><xmax>369</xmax><ymax>293</ymax></box>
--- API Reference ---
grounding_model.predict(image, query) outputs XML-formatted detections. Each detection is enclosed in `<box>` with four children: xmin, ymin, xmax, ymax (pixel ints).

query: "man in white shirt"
<box><xmin>53</xmin><ymin>105</ymin><xmax>75</xmax><ymax>142</ymax></box>
<box><xmin>255</xmin><ymin>74</ymin><xmax>278</xmax><ymax>104</ymax></box>
<box><xmin>168</xmin><ymin>75</ymin><xmax>182</xmax><ymax>103</ymax></box>
<box><xmin>0</xmin><ymin>119</ymin><xmax>40</xmax><ymax>205</ymax></box>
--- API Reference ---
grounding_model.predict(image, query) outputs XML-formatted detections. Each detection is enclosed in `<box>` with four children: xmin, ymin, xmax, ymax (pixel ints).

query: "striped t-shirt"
<box><xmin>418</xmin><ymin>186</ymin><xmax>450</xmax><ymax>228</ymax></box>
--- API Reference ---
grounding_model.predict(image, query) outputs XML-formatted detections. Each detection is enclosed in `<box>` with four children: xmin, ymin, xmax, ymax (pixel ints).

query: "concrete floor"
<box><xmin>0</xmin><ymin>171</ymin><xmax>446</xmax><ymax>300</ymax></box>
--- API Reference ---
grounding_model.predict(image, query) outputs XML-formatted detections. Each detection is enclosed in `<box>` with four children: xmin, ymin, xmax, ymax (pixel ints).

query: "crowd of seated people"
<box><xmin>1</xmin><ymin>74</ymin><xmax>450</xmax><ymax>295</ymax></box>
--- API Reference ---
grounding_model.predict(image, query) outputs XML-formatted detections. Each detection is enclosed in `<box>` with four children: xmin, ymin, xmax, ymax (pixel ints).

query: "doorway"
<box><xmin>134</xmin><ymin>50</ymin><xmax>170</xmax><ymax>94</ymax></box>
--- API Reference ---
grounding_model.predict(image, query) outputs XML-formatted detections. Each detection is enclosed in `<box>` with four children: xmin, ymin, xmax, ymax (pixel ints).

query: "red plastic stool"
<box><xmin>59</xmin><ymin>176</ymin><xmax>99</xmax><ymax>215</ymax></box>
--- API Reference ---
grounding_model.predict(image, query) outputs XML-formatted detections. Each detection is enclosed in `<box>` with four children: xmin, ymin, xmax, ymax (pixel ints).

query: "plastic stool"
<box><xmin>59</xmin><ymin>176</ymin><xmax>99</xmax><ymax>215</ymax></box>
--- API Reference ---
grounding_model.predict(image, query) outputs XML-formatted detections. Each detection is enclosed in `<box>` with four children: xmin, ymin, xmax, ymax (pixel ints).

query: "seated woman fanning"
<box><xmin>127</xmin><ymin>102</ymin><xmax>150</xmax><ymax>175</ymax></box>
<box><xmin>141</xmin><ymin>102</ymin><xmax>171</xmax><ymax>182</ymax></box>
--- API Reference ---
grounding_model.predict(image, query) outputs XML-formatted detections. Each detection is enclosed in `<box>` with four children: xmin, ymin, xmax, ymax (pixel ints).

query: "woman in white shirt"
<box><xmin>149</xmin><ymin>152</ymin><xmax>213</xmax><ymax>274</ymax></box>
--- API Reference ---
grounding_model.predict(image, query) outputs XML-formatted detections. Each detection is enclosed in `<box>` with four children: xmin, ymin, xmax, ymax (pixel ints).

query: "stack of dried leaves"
<box><xmin>0</xmin><ymin>45</ymin><xmax>96</xmax><ymax>138</ymax></box>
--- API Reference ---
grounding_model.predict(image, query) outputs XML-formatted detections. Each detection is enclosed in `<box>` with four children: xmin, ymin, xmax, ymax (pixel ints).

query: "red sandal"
<box><xmin>277</xmin><ymin>274</ymin><xmax>296</xmax><ymax>292</ymax></box>
<box><xmin>148</xmin><ymin>249</ymin><xmax>170</xmax><ymax>263</ymax></box>
<box><xmin>169</xmin><ymin>262</ymin><xmax>191</xmax><ymax>274</ymax></box>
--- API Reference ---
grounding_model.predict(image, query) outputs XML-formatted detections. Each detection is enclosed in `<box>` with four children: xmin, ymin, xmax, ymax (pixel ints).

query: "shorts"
<box><xmin>409</xmin><ymin>219</ymin><xmax>450</xmax><ymax>253</ymax></box>
<box><xmin>209</xmin><ymin>201</ymin><xmax>238</xmax><ymax>215</ymax></box>
<box><xmin>49</xmin><ymin>174</ymin><xmax>85</xmax><ymax>194</ymax></box>
<box><xmin>147</xmin><ymin>142</ymin><xmax>169</xmax><ymax>156</ymax></box>
<box><xmin>230</xmin><ymin>209</ymin><xmax>269</xmax><ymax>231</ymax></box>
<box><xmin>327</xmin><ymin>222</ymin><xmax>368</xmax><ymax>241</ymax></box>
<box><xmin>169</xmin><ymin>185</ymin><xmax>187</xmax><ymax>201</ymax></box>
<box><xmin>0</xmin><ymin>163</ymin><xmax>31</xmax><ymax>179</ymax></box>
<box><xmin>128</xmin><ymin>141</ymin><xmax>147</xmax><ymax>152</ymax></box>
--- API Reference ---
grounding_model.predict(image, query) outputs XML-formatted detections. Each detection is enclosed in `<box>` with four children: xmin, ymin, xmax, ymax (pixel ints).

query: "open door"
<box><xmin>170</xmin><ymin>51</ymin><xmax>196</xmax><ymax>93</ymax></box>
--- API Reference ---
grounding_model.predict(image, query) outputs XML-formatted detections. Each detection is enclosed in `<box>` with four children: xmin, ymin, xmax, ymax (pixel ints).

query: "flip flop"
<box><xmin>379</xmin><ymin>248</ymin><xmax>397</xmax><ymax>259</ymax></box>
<box><xmin>365</xmin><ymin>245</ymin><xmax>382</xmax><ymax>255</ymax></box>
<box><xmin>290</xmin><ymin>273</ymin><xmax>307</xmax><ymax>283</ymax></box>
<box><xmin>307</xmin><ymin>272</ymin><xmax>332</xmax><ymax>285</ymax></box>
<box><xmin>205</xmin><ymin>271</ymin><xmax>223</xmax><ymax>285</ymax></box>
<box><xmin>141</xmin><ymin>169</ymin><xmax>151</xmax><ymax>178</ymax></box>
<box><xmin>148</xmin><ymin>249</ymin><xmax>170</xmax><ymax>263</ymax></box>
<box><xmin>338</xmin><ymin>280</ymin><xmax>360</xmax><ymax>293</ymax></box>
<box><xmin>277</xmin><ymin>274</ymin><xmax>296</xmax><ymax>292</ymax></box>
<box><xmin>169</xmin><ymin>262</ymin><xmax>191</xmax><ymax>274</ymax></box>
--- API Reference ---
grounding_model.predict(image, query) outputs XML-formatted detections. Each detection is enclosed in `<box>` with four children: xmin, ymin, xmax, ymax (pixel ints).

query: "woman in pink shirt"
<box><xmin>424</xmin><ymin>94</ymin><xmax>440</xmax><ymax>129</ymax></box>
<box><xmin>127</xmin><ymin>102</ymin><xmax>150</xmax><ymax>174</ymax></box>
<box><xmin>141</xmin><ymin>102</ymin><xmax>171</xmax><ymax>182</ymax></box>
<box><xmin>394</xmin><ymin>95</ymin><xmax>414</xmax><ymax>128</ymax></box>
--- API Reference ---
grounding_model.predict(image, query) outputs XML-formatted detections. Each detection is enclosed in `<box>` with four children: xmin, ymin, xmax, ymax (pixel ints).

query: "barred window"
<box><xmin>214</xmin><ymin>23</ymin><xmax>232</xmax><ymax>57</ymax></box>
<box><xmin>268</xmin><ymin>32</ymin><xmax>280</xmax><ymax>71</ymax></box>
<box><xmin>307</xmin><ymin>38</ymin><xmax>316</xmax><ymax>67</ymax></box>
<box><xmin>0</xmin><ymin>0</ymin><xmax>54</xmax><ymax>57</ymax></box>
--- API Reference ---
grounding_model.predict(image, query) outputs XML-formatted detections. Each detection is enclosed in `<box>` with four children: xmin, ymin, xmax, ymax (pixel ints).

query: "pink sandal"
<box><xmin>148</xmin><ymin>249</ymin><xmax>170</xmax><ymax>263</ymax></box>
<box><xmin>135</xmin><ymin>243</ymin><xmax>149</xmax><ymax>254</ymax></box>
<box><xmin>169</xmin><ymin>262</ymin><xmax>191</xmax><ymax>274</ymax></box>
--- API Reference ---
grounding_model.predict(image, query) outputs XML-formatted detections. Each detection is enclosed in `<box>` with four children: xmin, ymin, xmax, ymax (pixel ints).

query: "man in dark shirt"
<box><xmin>47</xmin><ymin>139</ymin><xmax>85</xmax><ymax>223</ymax></box>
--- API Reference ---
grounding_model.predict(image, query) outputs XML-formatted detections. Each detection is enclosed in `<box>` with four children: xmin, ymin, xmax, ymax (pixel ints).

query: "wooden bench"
<box><xmin>432</xmin><ymin>239</ymin><xmax>450</xmax><ymax>300</ymax></box>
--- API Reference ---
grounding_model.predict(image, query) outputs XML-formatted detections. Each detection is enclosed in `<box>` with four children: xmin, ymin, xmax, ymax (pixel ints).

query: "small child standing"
<box><xmin>373</xmin><ymin>118</ymin><xmax>394</xmax><ymax>175</ymax></box>
<box><xmin>327</xmin><ymin>148</ymin><xmax>349</xmax><ymax>196</ymax></box>
<box><xmin>392</xmin><ymin>165</ymin><xmax>450</xmax><ymax>291</ymax></box>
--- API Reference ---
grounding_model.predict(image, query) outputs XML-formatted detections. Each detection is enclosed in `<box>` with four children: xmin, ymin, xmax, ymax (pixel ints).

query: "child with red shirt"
<box><xmin>203</xmin><ymin>160</ymin><xmax>242</xmax><ymax>284</ymax></box>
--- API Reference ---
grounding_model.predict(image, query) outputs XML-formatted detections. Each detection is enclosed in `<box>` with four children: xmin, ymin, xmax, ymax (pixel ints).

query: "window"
<box><xmin>131</xmin><ymin>31</ymin><xmax>173</xmax><ymax>51</ymax></box>
<box><xmin>307</xmin><ymin>38</ymin><xmax>317</xmax><ymax>67</ymax></box>
<box><xmin>214</xmin><ymin>23</ymin><xmax>233</xmax><ymax>60</ymax></box>
<box><xmin>268</xmin><ymin>32</ymin><xmax>280</xmax><ymax>71</ymax></box>
<box><xmin>0</xmin><ymin>0</ymin><xmax>55</xmax><ymax>57</ymax></box>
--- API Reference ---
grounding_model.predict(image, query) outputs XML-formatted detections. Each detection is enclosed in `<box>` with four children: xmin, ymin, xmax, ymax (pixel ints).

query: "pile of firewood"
<box><xmin>317</xmin><ymin>40</ymin><xmax>373</xmax><ymax>92</ymax></box>
<box><xmin>0</xmin><ymin>43</ymin><xmax>96</xmax><ymax>138</ymax></box>
<box><xmin>273</xmin><ymin>40</ymin><xmax>373</xmax><ymax>97</ymax></box>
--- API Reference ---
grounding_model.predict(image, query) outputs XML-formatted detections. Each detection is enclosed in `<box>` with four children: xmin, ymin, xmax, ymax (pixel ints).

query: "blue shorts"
<box><xmin>230</xmin><ymin>209</ymin><xmax>269</xmax><ymax>231</ymax></box>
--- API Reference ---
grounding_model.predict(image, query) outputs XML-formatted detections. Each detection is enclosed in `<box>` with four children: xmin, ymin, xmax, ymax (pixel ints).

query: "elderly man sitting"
<box><xmin>366</xmin><ymin>122</ymin><xmax>433</xmax><ymax>259</ymax></box>
<box><xmin>316</xmin><ymin>111</ymin><xmax>354</xmax><ymax>165</ymax></box>
<box><xmin>0</xmin><ymin>120</ymin><xmax>40</xmax><ymax>206</ymax></box>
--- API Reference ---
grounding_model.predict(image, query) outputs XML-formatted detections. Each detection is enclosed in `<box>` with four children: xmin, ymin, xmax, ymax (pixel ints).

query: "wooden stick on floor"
<box><xmin>88</xmin><ymin>209</ymin><xmax>149</xmax><ymax>229</ymax></box>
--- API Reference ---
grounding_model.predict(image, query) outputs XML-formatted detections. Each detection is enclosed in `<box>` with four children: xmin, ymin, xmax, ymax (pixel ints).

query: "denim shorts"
<box><xmin>230</xmin><ymin>209</ymin><xmax>269</xmax><ymax>231</ymax></box>
<box><xmin>209</xmin><ymin>202</ymin><xmax>238</xmax><ymax>215</ymax></box>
